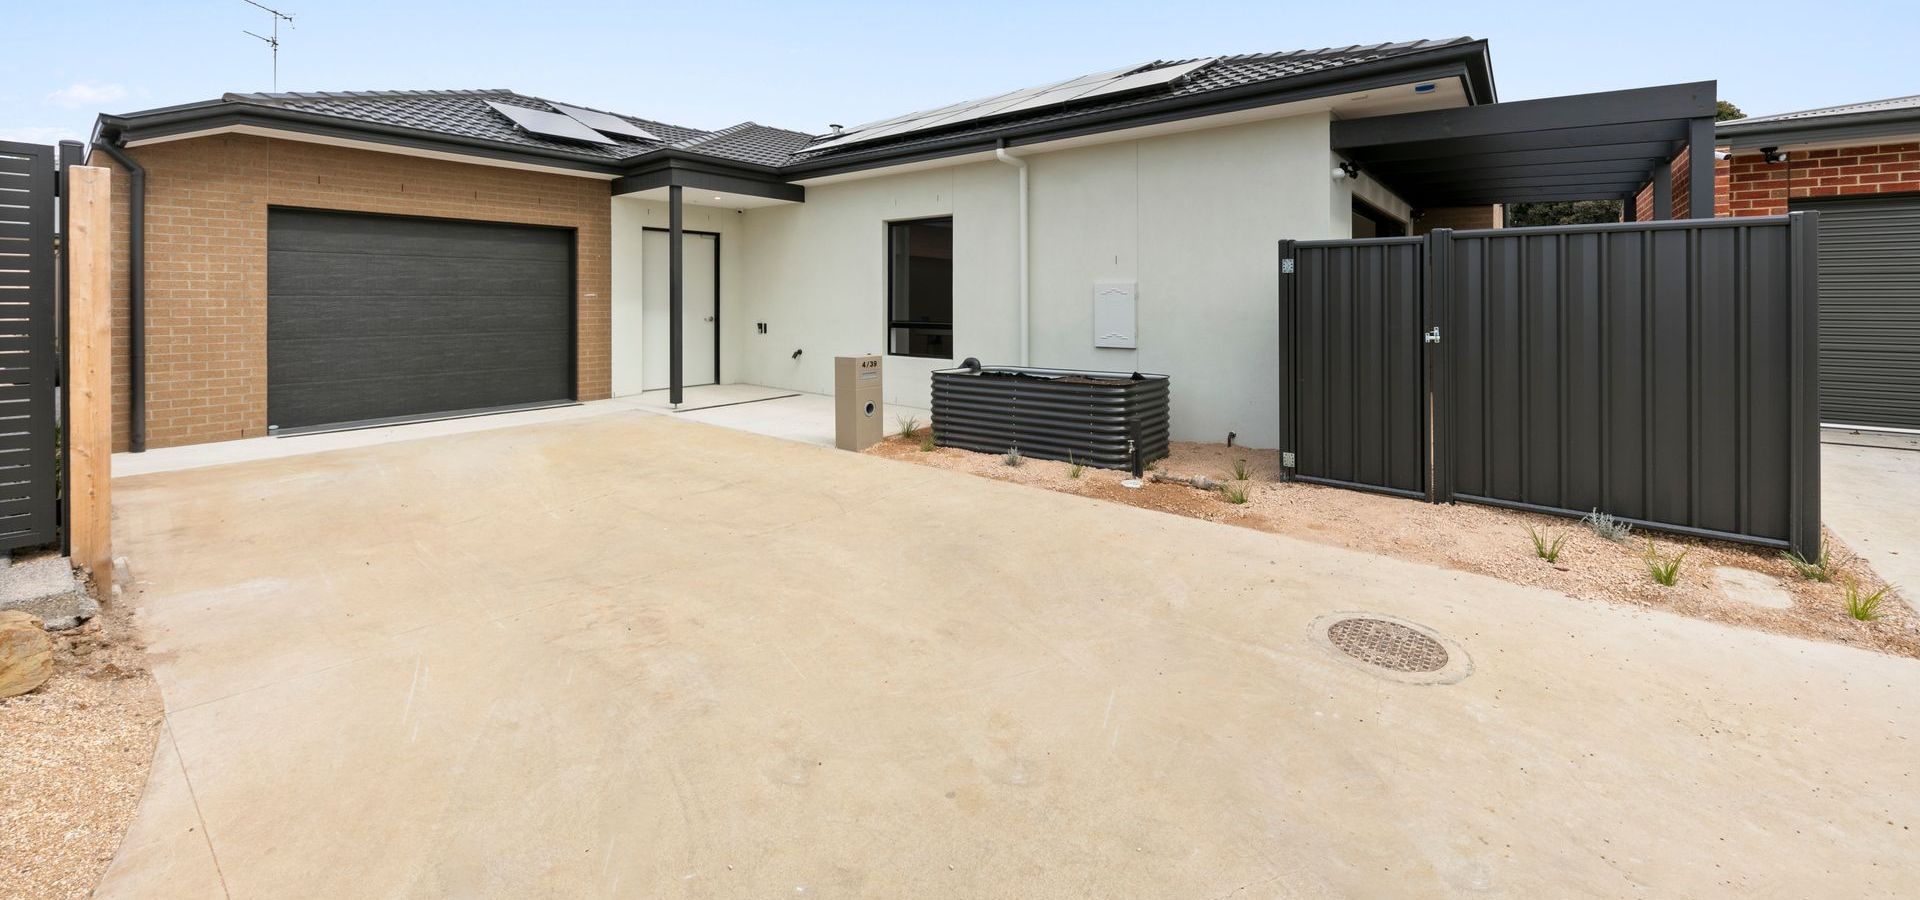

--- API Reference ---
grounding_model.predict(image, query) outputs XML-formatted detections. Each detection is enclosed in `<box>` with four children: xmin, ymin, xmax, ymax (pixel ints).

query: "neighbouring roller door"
<box><xmin>267</xmin><ymin>208</ymin><xmax>574</xmax><ymax>431</ymax></box>
<box><xmin>1795</xmin><ymin>196</ymin><xmax>1920</xmax><ymax>431</ymax></box>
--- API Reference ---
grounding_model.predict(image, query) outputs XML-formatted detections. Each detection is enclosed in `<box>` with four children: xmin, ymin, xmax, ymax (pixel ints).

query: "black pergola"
<box><xmin>1332</xmin><ymin>81</ymin><xmax>1718</xmax><ymax>220</ymax></box>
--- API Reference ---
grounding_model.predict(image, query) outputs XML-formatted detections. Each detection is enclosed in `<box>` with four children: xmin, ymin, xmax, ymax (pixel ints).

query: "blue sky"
<box><xmin>2</xmin><ymin>1</ymin><xmax>1911</xmax><ymax>145</ymax></box>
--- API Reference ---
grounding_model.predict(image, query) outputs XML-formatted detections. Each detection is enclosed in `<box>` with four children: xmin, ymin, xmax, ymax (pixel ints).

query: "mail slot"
<box><xmin>834</xmin><ymin>355</ymin><xmax>883</xmax><ymax>451</ymax></box>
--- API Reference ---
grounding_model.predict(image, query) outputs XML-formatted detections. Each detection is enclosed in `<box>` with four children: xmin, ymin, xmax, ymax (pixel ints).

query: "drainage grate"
<box><xmin>1325</xmin><ymin>617</ymin><xmax>1449</xmax><ymax>673</ymax></box>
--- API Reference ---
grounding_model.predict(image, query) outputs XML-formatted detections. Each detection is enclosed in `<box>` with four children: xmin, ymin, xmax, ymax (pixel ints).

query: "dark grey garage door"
<box><xmin>267</xmin><ymin>208</ymin><xmax>574</xmax><ymax>432</ymax></box>
<box><xmin>1795</xmin><ymin>196</ymin><xmax>1920</xmax><ymax>431</ymax></box>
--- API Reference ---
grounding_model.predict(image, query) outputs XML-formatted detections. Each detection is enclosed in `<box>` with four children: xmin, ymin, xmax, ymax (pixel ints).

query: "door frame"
<box><xmin>642</xmin><ymin>226</ymin><xmax>722</xmax><ymax>387</ymax></box>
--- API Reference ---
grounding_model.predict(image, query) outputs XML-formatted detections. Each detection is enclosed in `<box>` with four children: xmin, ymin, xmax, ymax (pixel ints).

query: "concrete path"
<box><xmin>100</xmin><ymin>414</ymin><xmax>1920</xmax><ymax>898</ymax></box>
<box><xmin>1825</xmin><ymin>442</ymin><xmax>1920</xmax><ymax>598</ymax></box>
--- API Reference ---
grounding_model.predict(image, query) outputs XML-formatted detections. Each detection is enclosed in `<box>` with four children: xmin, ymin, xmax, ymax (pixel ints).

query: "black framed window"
<box><xmin>886</xmin><ymin>217</ymin><xmax>953</xmax><ymax>358</ymax></box>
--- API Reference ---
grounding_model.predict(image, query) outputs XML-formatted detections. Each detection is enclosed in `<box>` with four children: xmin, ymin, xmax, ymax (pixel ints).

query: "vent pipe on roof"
<box><xmin>994</xmin><ymin>140</ymin><xmax>1030</xmax><ymax>367</ymax></box>
<box><xmin>90</xmin><ymin>139</ymin><xmax>146</xmax><ymax>453</ymax></box>
<box><xmin>829</xmin><ymin>123</ymin><xmax>844</xmax><ymax>136</ymax></box>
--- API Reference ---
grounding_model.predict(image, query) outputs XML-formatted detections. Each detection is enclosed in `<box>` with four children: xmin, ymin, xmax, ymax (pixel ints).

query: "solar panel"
<box><xmin>549</xmin><ymin>102</ymin><xmax>662</xmax><ymax>142</ymax></box>
<box><xmin>1075</xmin><ymin>58</ymin><xmax>1217</xmax><ymax>102</ymax></box>
<box><xmin>485</xmin><ymin>100</ymin><xmax>617</xmax><ymax>145</ymax></box>
<box><xmin>808</xmin><ymin>59</ymin><xmax>1216</xmax><ymax>153</ymax></box>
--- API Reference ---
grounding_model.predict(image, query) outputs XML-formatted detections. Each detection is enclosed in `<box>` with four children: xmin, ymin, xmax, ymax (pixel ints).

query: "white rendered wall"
<box><xmin>610</xmin><ymin>197</ymin><xmax>748</xmax><ymax>397</ymax></box>
<box><xmin>631</xmin><ymin>112</ymin><xmax>1360</xmax><ymax>447</ymax></box>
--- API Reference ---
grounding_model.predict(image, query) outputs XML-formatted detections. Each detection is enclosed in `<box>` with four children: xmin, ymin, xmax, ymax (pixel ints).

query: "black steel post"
<box><xmin>1688</xmin><ymin>116</ymin><xmax>1716</xmax><ymax>219</ymax></box>
<box><xmin>669</xmin><ymin>184</ymin><xmax>683</xmax><ymax>407</ymax></box>
<box><xmin>1787</xmin><ymin>210</ymin><xmax>1822</xmax><ymax>559</ymax></box>
<box><xmin>56</xmin><ymin>141</ymin><xmax>82</xmax><ymax>555</ymax></box>
<box><xmin>1652</xmin><ymin>160</ymin><xmax>1673</xmax><ymax>220</ymax></box>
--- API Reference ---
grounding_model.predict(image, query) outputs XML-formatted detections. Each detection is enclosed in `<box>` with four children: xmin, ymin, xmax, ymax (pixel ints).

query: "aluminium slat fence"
<box><xmin>1279</xmin><ymin>213</ymin><xmax>1821</xmax><ymax>557</ymax></box>
<box><xmin>0</xmin><ymin>141</ymin><xmax>62</xmax><ymax>551</ymax></box>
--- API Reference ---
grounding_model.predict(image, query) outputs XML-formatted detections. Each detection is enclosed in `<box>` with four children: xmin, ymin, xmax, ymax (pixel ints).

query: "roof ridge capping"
<box><xmin>1218</xmin><ymin>36</ymin><xmax>1473</xmax><ymax>64</ymax></box>
<box><xmin>223</xmin><ymin>88</ymin><xmax>519</xmax><ymax>104</ymax></box>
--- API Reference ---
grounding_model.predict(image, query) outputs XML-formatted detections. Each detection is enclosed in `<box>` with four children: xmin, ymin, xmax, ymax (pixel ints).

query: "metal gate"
<box><xmin>1278</xmin><ymin>236</ymin><xmax>1429</xmax><ymax>498</ymax></box>
<box><xmin>0</xmin><ymin>142</ymin><xmax>61</xmax><ymax>551</ymax></box>
<box><xmin>1280</xmin><ymin>215</ymin><xmax>1822</xmax><ymax>557</ymax></box>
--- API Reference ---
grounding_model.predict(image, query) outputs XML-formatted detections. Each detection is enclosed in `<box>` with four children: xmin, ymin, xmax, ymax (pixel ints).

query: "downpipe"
<box><xmin>994</xmin><ymin>140</ymin><xmax>1029</xmax><ymax>367</ymax></box>
<box><xmin>89</xmin><ymin>139</ymin><xmax>146</xmax><ymax>453</ymax></box>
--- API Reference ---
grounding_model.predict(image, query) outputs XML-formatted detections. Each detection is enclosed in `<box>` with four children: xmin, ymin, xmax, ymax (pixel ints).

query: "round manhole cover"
<box><xmin>1326</xmin><ymin>617</ymin><xmax>1449</xmax><ymax>672</ymax></box>
<box><xmin>1310</xmin><ymin>613</ymin><xmax>1470</xmax><ymax>684</ymax></box>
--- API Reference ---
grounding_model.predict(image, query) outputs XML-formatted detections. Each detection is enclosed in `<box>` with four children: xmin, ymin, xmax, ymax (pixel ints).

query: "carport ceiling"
<box><xmin>1333</xmin><ymin>81</ymin><xmax>1718</xmax><ymax>207</ymax></box>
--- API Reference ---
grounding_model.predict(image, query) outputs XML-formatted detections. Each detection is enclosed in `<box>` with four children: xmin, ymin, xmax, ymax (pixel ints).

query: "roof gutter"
<box><xmin>1717</xmin><ymin>107</ymin><xmax>1920</xmax><ymax>150</ymax></box>
<box><xmin>89</xmin><ymin>138</ymin><xmax>146</xmax><ymax>453</ymax></box>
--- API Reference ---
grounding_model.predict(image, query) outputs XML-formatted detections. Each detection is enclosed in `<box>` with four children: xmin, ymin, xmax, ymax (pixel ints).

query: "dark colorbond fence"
<box><xmin>1280</xmin><ymin>214</ymin><xmax>1821</xmax><ymax>557</ymax></box>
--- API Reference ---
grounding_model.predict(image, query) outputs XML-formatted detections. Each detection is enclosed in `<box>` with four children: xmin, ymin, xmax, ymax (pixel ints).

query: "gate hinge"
<box><xmin>1280</xmin><ymin>258</ymin><xmax>1295</xmax><ymax>275</ymax></box>
<box><xmin>1423</xmin><ymin>327</ymin><xmax>1442</xmax><ymax>344</ymax></box>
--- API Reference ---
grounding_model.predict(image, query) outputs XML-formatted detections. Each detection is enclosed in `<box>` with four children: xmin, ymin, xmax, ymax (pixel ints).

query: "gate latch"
<box><xmin>1423</xmin><ymin>327</ymin><xmax>1442</xmax><ymax>344</ymax></box>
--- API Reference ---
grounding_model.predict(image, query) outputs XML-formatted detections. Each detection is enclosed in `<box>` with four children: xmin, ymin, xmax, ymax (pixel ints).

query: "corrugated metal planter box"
<box><xmin>931</xmin><ymin>364</ymin><xmax>1170</xmax><ymax>469</ymax></box>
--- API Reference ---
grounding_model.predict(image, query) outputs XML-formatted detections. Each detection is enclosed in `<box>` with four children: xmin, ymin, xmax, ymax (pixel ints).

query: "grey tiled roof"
<box><xmin>787</xmin><ymin>38</ymin><xmax>1479</xmax><ymax>162</ymax></box>
<box><xmin>152</xmin><ymin>38</ymin><xmax>1476</xmax><ymax>172</ymax></box>
<box><xmin>221</xmin><ymin>89</ymin><xmax>712</xmax><ymax>160</ymax></box>
<box><xmin>668</xmin><ymin>122</ymin><xmax>819</xmax><ymax>167</ymax></box>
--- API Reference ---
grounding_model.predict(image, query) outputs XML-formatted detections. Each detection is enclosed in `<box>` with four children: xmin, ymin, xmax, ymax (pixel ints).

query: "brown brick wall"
<box><xmin>1413</xmin><ymin>205</ymin><xmax>1500</xmax><ymax>234</ymax></box>
<box><xmin>93</xmin><ymin>135</ymin><xmax>612</xmax><ymax>451</ymax></box>
<box><xmin>1720</xmin><ymin>141</ymin><xmax>1920</xmax><ymax>216</ymax></box>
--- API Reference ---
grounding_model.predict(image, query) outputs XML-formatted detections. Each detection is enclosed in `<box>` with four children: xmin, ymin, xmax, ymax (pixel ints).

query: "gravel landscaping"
<box><xmin>869</xmin><ymin>433</ymin><xmax>1919</xmax><ymax>659</ymax></box>
<box><xmin>0</xmin><ymin>584</ymin><xmax>162</xmax><ymax>900</ymax></box>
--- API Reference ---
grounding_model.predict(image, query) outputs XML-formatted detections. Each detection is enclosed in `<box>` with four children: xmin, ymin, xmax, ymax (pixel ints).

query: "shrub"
<box><xmin>919</xmin><ymin>434</ymin><xmax>936</xmax><ymax>452</ymax></box>
<box><xmin>1527</xmin><ymin>525</ymin><xmax>1569</xmax><ymax>563</ymax></box>
<box><xmin>1067</xmin><ymin>452</ymin><xmax>1084</xmax><ymax>479</ymax></box>
<box><xmin>1845</xmin><ymin>580</ymin><xmax>1887</xmax><ymax>622</ymax></box>
<box><xmin>1645</xmin><ymin>540</ymin><xmax>1687</xmax><ymax>587</ymax></box>
<box><xmin>1582</xmin><ymin>508</ymin><xmax>1633</xmax><ymax>543</ymax></box>
<box><xmin>1220</xmin><ymin>483</ymin><xmax>1249</xmax><ymax>504</ymax></box>
<box><xmin>1231</xmin><ymin>458</ymin><xmax>1251</xmax><ymax>481</ymax></box>
<box><xmin>896</xmin><ymin>415</ymin><xmax>920</xmax><ymax>440</ymax></box>
<box><xmin>1002</xmin><ymin>446</ymin><xmax>1024</xmax><ymax>467</ymax></box>
<box><xmin>1781</xmin><ymin>542</ymin><xmax>1833</xmax><ymax>583</ymax></box>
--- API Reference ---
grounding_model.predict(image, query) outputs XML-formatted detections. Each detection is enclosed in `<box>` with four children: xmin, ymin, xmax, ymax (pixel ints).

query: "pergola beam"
<box><xmin>1410</xmin><ymin>169</ymin><xmax>1654</xmax><ymax>190</ymax></box>
<box><xmin>1370</xmin><ymin>141</ymin><xmax>1679</xmax><ymax>174</ymax></box>
<box><xmin>1342</xmin><ymin>121</ymin><xmax>1690</xmax><ymax>163</ymax></box>
<box><xmin>1442</xmin><ymin>192</ymin><xmax>1648</xmax><ymax>205</ymax></box>
<box><xmin>1331</xmin><ymin>81</ymin><xmax>1717</xmax><ymax>149</ymax></box>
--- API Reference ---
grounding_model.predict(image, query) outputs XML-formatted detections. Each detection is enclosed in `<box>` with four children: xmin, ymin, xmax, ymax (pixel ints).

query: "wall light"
<box><xmin>1761</xmin><ymin>147</ymin><xmax>1789</xmax><ymax>164</ymax></box>
<box><xmin>1333</xmin><ymin>161</ymin><xmax>1359</xmax><ymax>180</ymax></box>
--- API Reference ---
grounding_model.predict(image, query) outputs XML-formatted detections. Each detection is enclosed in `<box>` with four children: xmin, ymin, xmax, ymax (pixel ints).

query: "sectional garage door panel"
<box><xmin>1797</xmin><ymin>197</ymin><xmax>1920</xmax><ymax>431</ymax></box>
<box><xmin>267</xmin><ymin>209</ymin><xmax>574</xmax><ymax>431</ymax></box>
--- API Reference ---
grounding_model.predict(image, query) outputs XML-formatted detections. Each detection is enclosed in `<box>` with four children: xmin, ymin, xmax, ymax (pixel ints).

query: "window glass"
<box><xmin>887</xmin><ymin>218</ymin><xmax>953</xmax><ymax>358</ymax></box>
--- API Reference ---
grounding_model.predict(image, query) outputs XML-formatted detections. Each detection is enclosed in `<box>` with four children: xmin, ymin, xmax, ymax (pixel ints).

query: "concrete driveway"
<box><xmin>100</xmin><ymin>412</ymin><xmax>1919</xmax><ymax>898</ymax></box>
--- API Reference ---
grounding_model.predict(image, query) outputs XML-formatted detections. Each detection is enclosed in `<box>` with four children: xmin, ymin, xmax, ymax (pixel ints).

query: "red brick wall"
<box><xmin>1633</xmin><ymin>146</ymin><xmax>1717</xmax><ymax>220</ymax></box>
<box><xmin>92</xmin><ymin>135</ymin><xmax>613</xmax><ymax>450</ymax></box>
<box><xmin>1720</xmin><ymin>141</ymin><xmax>1920</xmax><ymax>216</ymax></box>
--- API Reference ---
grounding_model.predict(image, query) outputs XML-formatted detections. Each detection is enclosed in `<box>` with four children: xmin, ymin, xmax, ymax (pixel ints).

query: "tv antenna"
<box><xmin>241</xmin><ymin>0</ymin><xmax>296</xmax><ymax>90</ymax></box>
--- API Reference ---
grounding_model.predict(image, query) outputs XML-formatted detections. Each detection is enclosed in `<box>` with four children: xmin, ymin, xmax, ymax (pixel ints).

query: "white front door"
<box><xmin>641</xmin><ymin>230</ymin><xmax>718</xmax><ymax>390</ymax></box>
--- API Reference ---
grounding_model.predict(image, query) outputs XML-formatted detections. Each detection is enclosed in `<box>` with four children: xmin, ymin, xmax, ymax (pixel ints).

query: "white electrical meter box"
<box><xmin>1093</xmin><ymin>281</ymin><xmax>1137</xmax><ymax>349</ymax></box>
